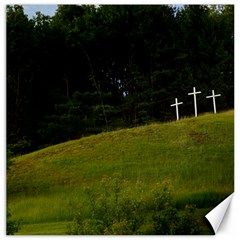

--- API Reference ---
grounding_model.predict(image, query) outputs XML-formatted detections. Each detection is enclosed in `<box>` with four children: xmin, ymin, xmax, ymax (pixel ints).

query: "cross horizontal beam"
<box><xmin>170</xmin><ymin>98</ymin><xmax>183</xmax><ymax>120</ymax></box>
<box><xmin>188</xmin><ymin>87</ymin><xmax>201</xmax><ymax>117</ymax></box>
<box><xmin>206</xmin><ymin>90</ymin><xmax>221</xmax><ymax>114</ymax></box>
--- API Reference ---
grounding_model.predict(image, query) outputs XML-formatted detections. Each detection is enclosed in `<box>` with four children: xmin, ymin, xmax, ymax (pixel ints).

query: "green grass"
<box><xmin>7</xmin><ymin>110</ymin><xmax>234</xmax><ymax>235</ymax></box>
<box><xmin>16</xmin><ymin>222</ymin><xmax>73</xmax><ymax>235</ymax></box>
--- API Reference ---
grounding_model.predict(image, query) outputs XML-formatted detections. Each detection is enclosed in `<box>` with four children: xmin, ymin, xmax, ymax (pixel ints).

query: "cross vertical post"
<box><xmin>206</xmin><ymin>90</ymin><xmax>221</xmax><ymax>114</ymax></box>
<box><xmin>188</xmin><ymin>87</ymin><xmax>201</xmax><ymax>117</ymax></box>
<box><xmin>170</xmin><ymin>98</ymin><xmax>183</xmax><ymax>120</ymax></box>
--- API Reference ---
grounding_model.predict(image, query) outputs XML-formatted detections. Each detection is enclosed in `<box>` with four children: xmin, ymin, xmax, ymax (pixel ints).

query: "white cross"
<box><xmin>170</xmin><ymin>98</ymin><xmax>183</xmax><ymax>120</ymax></box>
<box><xmin>188</xmin><ymin>87</ymin><xmax>201</xmax><ymax>117</ymax></box>
<box><xmin>206</xmin><ymin>90</ymin><xmax>221</xmax><ymax>114</ymax></box>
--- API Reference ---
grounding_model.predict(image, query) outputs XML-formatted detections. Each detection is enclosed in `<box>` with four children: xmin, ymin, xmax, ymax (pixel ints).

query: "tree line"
<box><xmin>7</xmin><ymin>4</ymin><xmax>234</xmax><ymax>155</ymax></box>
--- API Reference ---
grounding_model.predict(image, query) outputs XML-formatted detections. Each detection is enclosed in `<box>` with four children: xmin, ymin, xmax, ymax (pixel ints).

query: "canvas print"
<box><xmin>6</xmin><ymin>4</ymin><xmax>234</xmax><ymax>235</ymax></box>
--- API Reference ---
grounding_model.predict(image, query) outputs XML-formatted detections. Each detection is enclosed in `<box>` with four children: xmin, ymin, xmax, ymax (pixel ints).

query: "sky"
<box><xmin>21</xmin><ymin>4</ymin><xmax>181</xmax><ymax>18</ymax></box>
<box><xmin>19</xmin><ymin>2</ymin><xmax>232</xmax><ymax>19</ymax></box>
<box><xmin>21</xmin><ymin>3</ymin><xmax>181</xmax><ymax>19</ymax></box>
<box><xmin>22</xmin><ymin>4</ymin><xmax>58</xmax><ymax>18</ymax></box>
<box><xmin>22</xmin><ymin>4</ymin><xmax>180</xmax><ymax>19</ymax></box>
<box><xmin>22</xmin><ymin>3</ymin><xmax>181</xmax><ymax>18</ymax></box>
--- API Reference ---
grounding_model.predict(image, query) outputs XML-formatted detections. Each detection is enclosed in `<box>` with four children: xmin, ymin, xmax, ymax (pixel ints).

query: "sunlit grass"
<box><xmin>7</xmin><ymin>110</ymin><xmax>234</xmax><ymax>234</ymax></box>
<box><xmin>16</xmin><ymin>221</ymin><xmax>72</xmax><ymax>235</ymax></box>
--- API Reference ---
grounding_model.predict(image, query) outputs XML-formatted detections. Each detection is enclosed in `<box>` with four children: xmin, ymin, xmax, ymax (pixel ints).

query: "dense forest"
<box><xmin>7</xmin><ymin>4</ymin><xmax>234</xmax><ymax>155</ymax></box>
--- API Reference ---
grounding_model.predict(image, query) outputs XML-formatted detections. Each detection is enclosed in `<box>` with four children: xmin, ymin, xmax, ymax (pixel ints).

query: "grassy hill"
<box><xmin>7</xmin><ymin>110</ymin><xmax>234</xmax><ymax>235</ymax></box>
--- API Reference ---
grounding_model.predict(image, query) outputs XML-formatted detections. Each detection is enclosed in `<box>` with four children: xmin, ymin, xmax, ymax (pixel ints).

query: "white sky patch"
<box><xmin>22</xmin><ymin>4</ymin><xmax>58</xmax><ymax>18</ymax></box>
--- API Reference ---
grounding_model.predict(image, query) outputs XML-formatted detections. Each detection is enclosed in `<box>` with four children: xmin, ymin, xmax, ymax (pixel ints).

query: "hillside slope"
<box><xmin>7</xmin><ymin>110</ymin><xmax>234</xmax><ymax>234</ymax></box>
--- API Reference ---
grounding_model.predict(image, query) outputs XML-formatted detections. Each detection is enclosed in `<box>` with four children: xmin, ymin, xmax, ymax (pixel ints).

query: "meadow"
<box><xmin>7</xmin><ymin>110</ymin><xmax>234</xmax><ymax>234</ymax></box>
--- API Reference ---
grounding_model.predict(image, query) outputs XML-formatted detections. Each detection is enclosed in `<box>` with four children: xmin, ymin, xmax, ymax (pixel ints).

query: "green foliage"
<box><xmin>67</xmin><ymin>175</ymin><xmax>145</xmax><ymax>234</ymax></box>
<box><xmin>67</xmin><ymin>175</ymin><xmax>199</xmax><ymax>235</ymax></box>
<box><xmin>7</xmin><ymin>4</ymin><xmax>234</xmax><ymax>155</ymax></box>
<box><xmin>149</xmin><ymin>180</ymin><xmax>199</xmax><ymax>234</ymax></box>
<box><xmin>151</xmin><ymin>181</ymin><xmax>199</xmax><ymax>234</ymax></box>
<box><xmin>7</xmin><ymin>148</ymin><xmax>14</xmax><ymax>170</ymax></box>
<box><xmin>176</xmin><ymin>205</ymin><xmax>200</xmax><ymax>234</ymax></box>
<box><xmin>7</xmin><ymin>137</ymin><xmax>32</xmax><ymax>156</ymax></box>
<box><xmin>7</xmin><ymin>209</ymin><xmax>22</xmax><ymax>235</ymax></box>
<box><xmin>37</xmin><ymin>91</ymin><xmax>122</xmax><ymax>145</ymax></box>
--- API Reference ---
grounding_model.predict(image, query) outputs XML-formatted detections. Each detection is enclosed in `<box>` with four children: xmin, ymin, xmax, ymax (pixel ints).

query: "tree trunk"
<box><xmin>82</xmin><ymin>48</ymin><xmax>109</xmax><ymax>129</ymax></box>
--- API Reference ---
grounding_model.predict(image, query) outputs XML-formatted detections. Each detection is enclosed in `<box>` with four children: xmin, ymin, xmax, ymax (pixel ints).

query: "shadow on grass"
<box><xmin>175</xmin><ymin>191</ymin><xmax>230</xmax><ymax>209</ymax></box>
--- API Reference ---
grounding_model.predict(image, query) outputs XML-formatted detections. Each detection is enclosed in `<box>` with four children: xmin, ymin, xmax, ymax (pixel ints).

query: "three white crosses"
<box><xmin>170</xmin><ymin>87</ymin><xmax>221</xmax><ymax>120</ymax></box>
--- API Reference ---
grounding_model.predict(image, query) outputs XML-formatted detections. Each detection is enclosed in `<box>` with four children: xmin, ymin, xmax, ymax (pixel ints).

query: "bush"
<box><xmin>151</xmin><ymin>180</ymin><xmax>199</xmax><ymax>234</ymax></box>
<box><xmin>7</xmin><ymin>137</ymin><xmax>31</xmax><ymax>156</ymax></box>
<box><xmin>67</xmin><ymin>175</ymin><xmax>200</xmax><ymax>235</ymax></box>
<box><xmin>7</xmin><ymin>146</ymin><xmax>15</xmax><ymax>171</ymax></box>
<box><xmin>176</xmin><ymin>205</ymin><xmax>200</xmax><ymax>234</ymax></box>
<box><xmin>67</xmin><ymin>175</ymin><xmax>145</xmax><ymax>235</ymax></box>
<box><xmin>7</xmin><ymin>209</ymin><xmax>22</xmax><ymax>235</ymax></box>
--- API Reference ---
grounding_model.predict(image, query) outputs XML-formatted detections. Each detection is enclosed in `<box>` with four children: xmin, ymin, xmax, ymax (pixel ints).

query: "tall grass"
<box><xmin>8</xmin><ymin>187</ymin><xmax>86</xmax><ymax>224</ymax></box>
<box><xmin>7</xmin><ymin>110</ymin><xmax>234</xmax><ymax>233</ymax></box>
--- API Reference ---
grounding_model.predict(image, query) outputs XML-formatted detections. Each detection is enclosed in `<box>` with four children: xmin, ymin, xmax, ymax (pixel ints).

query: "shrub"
<box><xmin>7</xmin><ymin>137</ymin><xmax>31</xmax><ymax>156</ymax></box>
<box><xmin>67</xmin><ymin>175</ymin><xmax>200</xmax><ymax>235</ymax></box>
<box><xmin>176</xmin><ymin>205</ymin><xmax>200</xmax><ymax>234</ymax></box>
<box><xmin>152</xmin><ymin>204</ymin><xmax>199</xmax><ymax>235</ymax></box>
<box><xmin>7</xmin><ymin>209</ymin><xmax>22</xmax><ymax>235</ymax></box>
<box><xmin>151</xmin><ymin>180</ymin><xmax>200</xmax><ymax>234</ymax></box>
<box><xmin>67</xmin><ymin>175</ymin><xmax>146</xmax><ymax>235</ymax></box>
